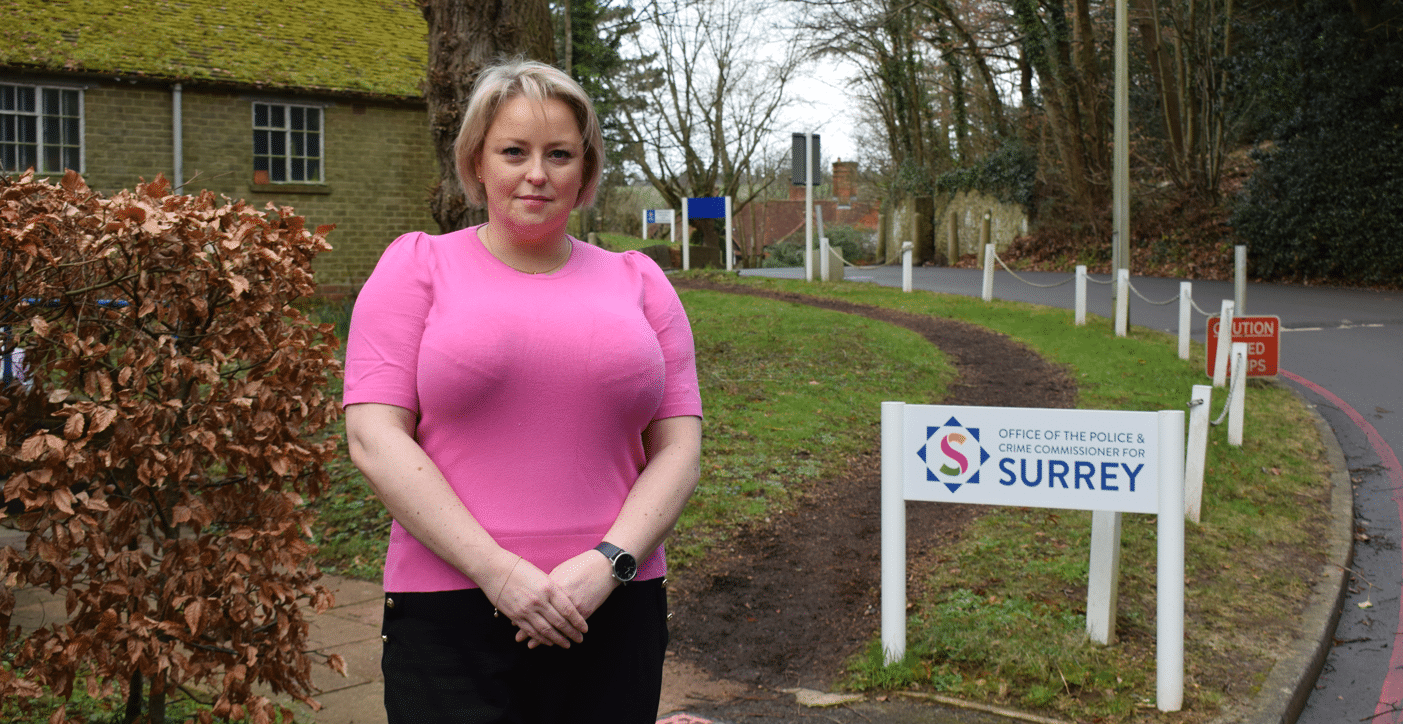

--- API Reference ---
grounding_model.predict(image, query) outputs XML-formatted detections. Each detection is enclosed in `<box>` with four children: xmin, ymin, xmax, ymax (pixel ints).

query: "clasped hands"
<box><xmin>487</xmin><ymin>549</ymin><xmax>618</xmax><ymax>649</ymax></box>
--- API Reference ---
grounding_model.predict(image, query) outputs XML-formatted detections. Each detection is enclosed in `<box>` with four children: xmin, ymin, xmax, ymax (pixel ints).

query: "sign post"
<box><xmin>1211</xmin><ymin>301</ymin><xmax>1234</xmax><ymax>386</ymax></box>
<box><xmin>725</xmin><ymin>196</ymin><xmax>734</xmax><ymax>271</ymax></box>
<box><xmin>880</xmin><ymin>402</ymin><xmax>906</xmax><ymax>666</ymax></box>
<box><xmin>1156</xmin><ymin>409</ymin><xmax>1186</xmax><ymax>712</ymax></box>
<box><xmin>881</xmin><ymin>402</ymin><xmax>1186</xmax><ymax>711</ymax></box>
<box><xmin>792</xmin><ymin>133</ymin><xmax>819</xmax><ymax>281</ymax></box>
<box><xmin>1086</xmin><ymin>509</ymin><xmax>1123</xmax><ymax>644</ymax></box>
<box><xmin>683</xmin><ymin>197</ymin><xmax>730</xmax><ymax>271</ymax></box>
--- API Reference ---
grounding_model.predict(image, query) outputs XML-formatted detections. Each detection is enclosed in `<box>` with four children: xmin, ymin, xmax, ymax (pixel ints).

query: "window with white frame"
<box><xmin>252</xmin><ymin>102</ymin><xmax>323</xmax><ymax>183</ymax></box>
<box><xmin>1</xmin><ymin>83</ymin><xmax>83</xmax><ymax>174</ymax></box>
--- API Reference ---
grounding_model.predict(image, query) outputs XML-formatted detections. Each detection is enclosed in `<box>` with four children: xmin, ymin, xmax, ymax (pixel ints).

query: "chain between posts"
<box><xmin>1186</xmin><ymin>386</ymin><xmax>1234</xmax><ymax>427</ymax></box>
<box><xmin>1127</xmin><ymin>281</ymin><xmax>1181</xmax><ymax>306</ymax></box>
<box><xmin>985</xmin><ymin>248</ymin><xmax>1220</xmax><ymax>318</ymax></box>
<box><xmin>1188</xmin><ymin>297</ymin><xmax>1217</xmax><ymax>317</ymax></box>
<box><xmin>990</xmin><ymin>250</ymin><xmax>1077</xmax><ymax>288</ymax></box>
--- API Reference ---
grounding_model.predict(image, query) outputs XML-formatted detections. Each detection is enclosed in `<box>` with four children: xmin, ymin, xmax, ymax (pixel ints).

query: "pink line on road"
<box><xmin>1280</xmin><ymin>369</ymin><xmax>1403</xmax><ymax>723</ymax></box>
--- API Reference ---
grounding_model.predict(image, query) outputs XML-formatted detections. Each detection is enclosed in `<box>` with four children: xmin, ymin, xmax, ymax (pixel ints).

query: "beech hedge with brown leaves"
<box><xmin>0</xmin><ymin>171</ymin><xmax>344</xmax><ymax>724</ymax></box>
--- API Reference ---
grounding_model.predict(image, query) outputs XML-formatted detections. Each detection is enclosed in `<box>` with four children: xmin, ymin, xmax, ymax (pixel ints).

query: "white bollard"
<box><xmin>1157</xmin><ymin>410</ymin><xmax>1187</xmax><ymax>712</ymax></box>
<box><xmin>1075</xmin><ymin>265</ymin><xmax>1087</xmax><ymax>326</ymax></box>
<box><xmin>1212</xmin><ymin>300</ymin><xmax>1234</xmax><ymax>388</ymax></box>
<box><xmin>1184</xmin><ymin>385</ymin><xmax>1212</xmax><ymax>523</ymax></box>
<box><xmin>981</xmin><ymin>244</ymin><xmax>995</xmax><ymax>302</ymax></box>
<box><xmin>1114</xmin><ymin>268</ymin><xmax>1130</xmax><ymax>337</ymax></box>
<box><xmin>826</xmin><ymin>244</ymin><xmax>845</xmax><ymax>282</ymax></box>
<box><xmin>1178</xmin><ymin>282</ymin><xmax>1192</xmax><ymax>361</ymax></box>
<box><xmin>1086</xmin><ymin>510</ymin><xmax>1123</xmax><ymax>645</ymax></box>
<box><xmin>880</xmin><ymin>402</ymin><xmax>907</xmax><ymax>664</ymax></box>
<box><xmin>901</xmin><ymin>242</ymin><xmax>913</xmax><ymax>293</ymax></box>
<box><xmin>820</xmin><ymin>236</ymin><xmax>830</xmax><ymax>281</ymax></box>
<box><xmin>1228</xmin><ymin>342</ymin><xmax>1247</xmax><ymax>446</ymax></box>
<box><xmin>1235</xmin><ymin>245</ymin><xmax>1247</xmax><ymax>316</ymax></box>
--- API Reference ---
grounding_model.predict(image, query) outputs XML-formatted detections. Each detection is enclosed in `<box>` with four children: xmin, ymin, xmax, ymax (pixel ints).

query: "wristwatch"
<box><xmin>593</xmin><ymin>542</ymin><xmax>638</xmax><ymax>583</ymax></box>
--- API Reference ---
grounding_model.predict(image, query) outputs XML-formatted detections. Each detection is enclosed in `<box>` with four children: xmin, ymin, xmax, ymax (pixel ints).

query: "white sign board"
<box><xmin>903</xmin><ymin>405</ymin><xmax>1161</xmax><ymax>514</ymax></box>
<box><xmin>641</xmin><ymin>209</ymin><xmax>679</xmax><ymax>249</ymax></box>
<box><xmin>881</xmin><ymin>401</ymin><xmax>1185</xmax><ymax>711</ymax></box>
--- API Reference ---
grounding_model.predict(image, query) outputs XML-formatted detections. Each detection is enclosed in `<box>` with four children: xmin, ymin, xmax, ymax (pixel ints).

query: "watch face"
<box><xmin>614</xmin><ymin>552</ymin><xmax>638</xmax><ymax>582</ymax></box>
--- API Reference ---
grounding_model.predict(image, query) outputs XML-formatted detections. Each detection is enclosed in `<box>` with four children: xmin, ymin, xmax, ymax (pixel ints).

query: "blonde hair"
<box><xmin>454</xmin><ymin>59</ymin><xmax>604</xmax><ymax>209</ymax></box>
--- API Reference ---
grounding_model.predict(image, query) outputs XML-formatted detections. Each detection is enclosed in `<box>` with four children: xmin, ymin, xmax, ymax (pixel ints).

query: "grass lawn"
<box><xmin>597</xmin><ymin>232</ymin><xmax>669</xmax><ymax>253</ymax></box>
<box><xmin>698</xmin><ymin>274</ymin><xmax>1331</xmax><ymax>723</ymax></box>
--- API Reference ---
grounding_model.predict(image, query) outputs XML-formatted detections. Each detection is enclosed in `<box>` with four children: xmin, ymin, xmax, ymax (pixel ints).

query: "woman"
<box><xmin>343</xmin><ymin>59</ymin><xmax>703</xmax><ymax>723</ymax></box>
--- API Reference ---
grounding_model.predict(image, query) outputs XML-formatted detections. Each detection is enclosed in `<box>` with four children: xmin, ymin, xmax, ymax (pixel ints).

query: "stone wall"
<box><xmin>76</xmin><ymin>80</ymin><xmax>440</xmax><ymax>295</ymax></box>
<box><xmin>883</xmin><ymin>190</ymin><xmax>1028</xmax><ymax>265</ymax></box>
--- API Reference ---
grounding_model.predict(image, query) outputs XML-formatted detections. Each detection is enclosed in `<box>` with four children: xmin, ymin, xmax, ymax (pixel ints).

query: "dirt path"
<box><xmin>659</xmin><ymin>280</ymin><xmax>1078</xmax><ymax>714</ymax></box>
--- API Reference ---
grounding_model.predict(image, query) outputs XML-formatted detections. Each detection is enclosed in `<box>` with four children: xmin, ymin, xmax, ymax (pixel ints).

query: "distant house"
<box><xmin>1</xmin><ymin>0</ymin><xmax>440</xmax><ymax>295</ymax></box>
<box><xmin>734</xmin><ymin>161</ymin><xmax>881</xmax><ymax>261</ymax></box>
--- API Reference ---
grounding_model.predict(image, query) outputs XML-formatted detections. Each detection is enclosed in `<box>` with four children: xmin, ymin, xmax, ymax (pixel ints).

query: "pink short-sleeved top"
<box><xmin>343</xmin><ymin>226</ymin><xmax>702</xmax><ymax>592</ymax></box>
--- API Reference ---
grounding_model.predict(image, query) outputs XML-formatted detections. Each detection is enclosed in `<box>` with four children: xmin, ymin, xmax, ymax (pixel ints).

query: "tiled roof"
<box><xmin>1</xmin><ymin>0</ymin><xmax>428</xmax><ymax>99</ymax></box>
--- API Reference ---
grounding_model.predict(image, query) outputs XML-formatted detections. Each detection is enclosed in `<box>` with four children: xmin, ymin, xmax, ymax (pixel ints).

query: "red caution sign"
<box><xmin>1207</xmin><ymin>315</ymin><xmax>1281</xmax><ymax>377</ymax></box>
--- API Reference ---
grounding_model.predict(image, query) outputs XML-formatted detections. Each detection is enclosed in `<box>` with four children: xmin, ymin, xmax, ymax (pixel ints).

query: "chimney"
<box><xmin>833</xmin><ymin>161</ymin><xmax>858</xmax><ymax>205</ymax></box>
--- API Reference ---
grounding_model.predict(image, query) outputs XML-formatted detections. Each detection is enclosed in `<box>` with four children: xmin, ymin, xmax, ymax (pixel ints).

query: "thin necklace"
<box><xmin>480</xmin><ymin>224</ymin><xmax>571</xmax><ymax>275</ymax></box>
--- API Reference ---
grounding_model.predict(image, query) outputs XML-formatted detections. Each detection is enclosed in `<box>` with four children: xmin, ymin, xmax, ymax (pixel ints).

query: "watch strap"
<box><xmin>594</xmin><ymin>541</ymin><xmax>626</xmax><ymax>561</ymax></box>
<box><xmin>593</xmin><ymin>541</ymin><xmax>637</xmax><ymax>583</ymax></box>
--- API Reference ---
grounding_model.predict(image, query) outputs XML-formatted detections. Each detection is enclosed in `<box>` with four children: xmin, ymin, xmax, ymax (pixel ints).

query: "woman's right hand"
<box><xmin>483</xmin><ymin>551</ymin><xmax>589</xmax><ymax>649</ymax></box>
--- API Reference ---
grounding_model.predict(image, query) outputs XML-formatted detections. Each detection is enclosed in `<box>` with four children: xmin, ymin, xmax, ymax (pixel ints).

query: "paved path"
<box><xmin>0</xmin><ymin>534</ymin><xmax>390</xmax><ymax>723</ymax></box>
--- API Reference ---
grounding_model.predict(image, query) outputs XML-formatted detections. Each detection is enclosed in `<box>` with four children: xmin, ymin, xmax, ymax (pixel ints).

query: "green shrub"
<box><xmin>1230</xmin><ymin>0</ymin><xmax>1403</xmax><ymax>285</ymax></box>
<box><xmin>763</xmin><ymin>225</ymin><xmax>873</xmax><ymax>268</ymax></box>
<box><xmin>934</xmin><ymin>140</ymin><xmax>1037</xmax><ymax>211</ymax></box>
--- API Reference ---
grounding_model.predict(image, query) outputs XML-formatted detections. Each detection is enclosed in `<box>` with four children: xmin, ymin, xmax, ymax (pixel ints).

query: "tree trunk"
<box><xmin>146</xmin><ymin>669</ymin><xmax>166</xmax><ymax>724</ymax></box>
<box><xmin>1070</xmin><ymin>0</ymin><xmax>1110</xmax><ymax>178</ymax></box>
<box><xmin>1010</xmin><ymin>0</ymin><xmax>1104</xmax><ymax>214</ymax></box>
<box><xmin>123</xmin><ymin>670</ymin><xmax>143</xmax><ymax>724</ymax></box>
<box><xmin>421</xmin><ymin>0</ymin><xmax>557</xmax><ymax>234</ymax></box>
<box><xmin>927</xmin><ymin>0</ymin><xmax>1009</xmax><ymax>140</ymax></box>
<box><xmin>1019</xmin><ymin>42</ymin><xmax>1034</xmax><ymax>130</ymax></box>
<box><xmin>1049</xmin><ymin>1</ymin><xmax>1103</xmax><ymax>205</ymax></box>
<box><xmin>1134</xmin><ymin>0</ymin><xmax>1187</xmax><ymax>184</ymax></box>
<box><xmin>562</xmin><ymin>0</ymin><xmax>573</xmax><ymax>74</ymax></box>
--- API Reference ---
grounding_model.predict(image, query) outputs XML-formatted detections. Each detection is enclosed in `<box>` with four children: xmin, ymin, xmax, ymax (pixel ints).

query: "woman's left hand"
<box><xmin>525</xmin><ymin>551</ymin><xmax>617</xmax><ymax>644</ymax></box>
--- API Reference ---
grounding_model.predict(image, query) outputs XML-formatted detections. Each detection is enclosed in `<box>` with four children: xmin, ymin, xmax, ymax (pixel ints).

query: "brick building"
<box><xmin>733</xmin><ymin>161</ymin><xmax>881</xmax><ymax>262</ymax></box>
<box><xmin>1</xmin><ymin>0</ymin><xmax>439</xmax><ymax>295</ymax></box>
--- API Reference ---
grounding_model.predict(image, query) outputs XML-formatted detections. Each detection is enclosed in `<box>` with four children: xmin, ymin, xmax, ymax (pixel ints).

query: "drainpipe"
<box><xmin>172</xmin><ymin>83</ymin><xmax>183</xmax><ymax>192</ymax></box>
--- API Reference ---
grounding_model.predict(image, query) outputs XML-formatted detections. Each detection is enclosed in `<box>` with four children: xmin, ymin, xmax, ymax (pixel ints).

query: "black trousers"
<box><xmin>380</xmin><ymin>579</ymin><xmax>668</xmax><ymax>724</ymax></box>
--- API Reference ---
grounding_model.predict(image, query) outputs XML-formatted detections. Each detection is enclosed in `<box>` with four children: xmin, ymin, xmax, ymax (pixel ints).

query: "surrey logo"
<box><xmin>916</xmin><ymin>416</ymin><xmax>990</xmax><ymax>493</ymax></box>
